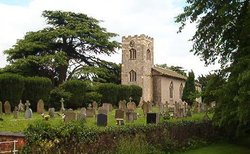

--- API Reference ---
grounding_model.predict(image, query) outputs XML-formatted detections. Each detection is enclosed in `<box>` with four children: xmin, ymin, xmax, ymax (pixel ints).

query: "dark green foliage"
<box><xmin>60</xmin><ymin>80</ymin><xmax>91</xmax><ymax>109</ymax></box>
<box><xmin>4</xmin><ymin>10</ymin><xmax>120</xmax><ymax>84</ymax></box>
<box><xmin>130</xmin><ymin>85</ymin><xmax>143</xmax><ymax>105</ymax></box>
<box><xmin>0</xmin><ymin>73</ymin><xmax>25</xmax><ymax>107</ymax></box>
<box><xmin>182</xmin><ymin>71</ymin><xmax>196</xmax><ymax>106</ymax></box>
<box><xmin>84</xmin><ymin>92</ymin><xmax>102</xmax><ymax>106</ymax></box>
<box><xmin>22</xmin><ymin>77</ymin><xmax>52</xmax><ymax>111</ymax></box>
<box><xmin>117</xmin><ymin>85</ymin><xmax>131</xmax><ymax>102</ymax></box>
<box><xmin>96</xmin><ymin>83</ymin><xmax>118</xmax><ymax>106</ymax></box>
<box><xmin>49</xmin><ymin>87</ymin><xmax>72</xmax><ymax>110</ymax></box>
<box><xmin>23</xmin><ymin>120</ymin><xmax>218</xmax><ymax>153</ymax></box>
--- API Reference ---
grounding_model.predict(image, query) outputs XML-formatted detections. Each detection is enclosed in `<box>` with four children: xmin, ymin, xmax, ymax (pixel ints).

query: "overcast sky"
<box><xmin>0</xmin><ymin>0</ymin><xmax>219</xmax><ymax>76</ymax></box>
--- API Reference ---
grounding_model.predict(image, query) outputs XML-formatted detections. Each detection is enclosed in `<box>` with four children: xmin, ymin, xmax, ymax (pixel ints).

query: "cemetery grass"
<box><xmin>0</xmin><ymin>107</ymin><xmax>211</xmax><ymax>132</ymax></box>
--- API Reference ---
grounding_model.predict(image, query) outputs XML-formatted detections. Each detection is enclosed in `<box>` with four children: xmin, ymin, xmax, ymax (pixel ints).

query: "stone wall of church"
<box><xmin>121</xmin><ymin>34</ymin><xmax>154</xmax><ymax>102</ymax></box>
<box><xmin>159</xmin><ymin>76</ymin><xmax>186</xmax><ymax>106</ymax></box>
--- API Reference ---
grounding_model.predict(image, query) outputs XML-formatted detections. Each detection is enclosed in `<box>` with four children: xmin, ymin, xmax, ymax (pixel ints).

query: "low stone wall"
<box><xmin>0</xmin><ymin>132</ymin><xmax>25</xmax><ymax>152</ymax></box>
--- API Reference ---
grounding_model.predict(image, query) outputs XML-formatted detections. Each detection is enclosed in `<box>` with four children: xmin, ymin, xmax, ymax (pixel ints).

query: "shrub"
<box><xmin>130</xmin><ymin>85</ymin><xmax>142</xmax><ymax>105</ymax></box>
<box><xmin>84</xmin><ymin>92</ymin><xmax>102</xmax><ymax>107</ymax></box>
<box><xmin>0</xmin><ymin>73</ymin><xmax>25</xmax><ymax>107</ymax></box>
<box><xmin>61</xmin><ymin>80</ymin><xmax>91</xmax><ymax>109</ymax></box>
<box><xmin>49</xmin><ymin>87</ymin><xmax>72</xmax><ymax>110</ymax></box>
<box><xmin>96</xmin><ymin>83</ymin><xmax>118</xmax><ymax>106</ymax></box>
<box><xmin>22</xmin><ymin>77</ymin><xmax>52</xmax><ymax>111</ymax></box>
<box><xmin>117</xmin><ymin>85</ymin><xmax>131</xmax><ymax>102</ymax></box>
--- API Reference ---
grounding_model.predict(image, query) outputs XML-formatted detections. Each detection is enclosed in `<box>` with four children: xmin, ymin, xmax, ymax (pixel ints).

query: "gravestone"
<box><xmin>126</xmin><ymin>111</ymin><xmax>136</xmax><ymax>122</ymax></box>
<box><xmin>146</xmin><ymin>113</ymin><xmax>160</xmax><ymax>124</ymax></box>
<box><xmin>115</xmin><ymin>109</ymin><xmax>125</xmax><ymax>125</ymax></box>
<box><xmin>13</xmin><ymin>106</ymin><xmax>18</xmax><ymax>119</ymax></box>
<box><xmin>60</xmin><ymin>98</ymin><xmax>65</xmax><ymax>112</ymax></box>
<box><xmin>97</xmin><ymin>114</ymin><xmax>107</xmax><ymax>126</ymax></box>
<box><xmin>118</xmin><ymin>100</ymin><xmax>127</xmax><ymax>111</ymax></box>
<box><xmin>0</xmin><ymin>101</ymin><xmax>2</xmax><ymax>115</ymax></box>
<box><xmin>87</xmin><ymin>103</ymin><xmax>92</xmax><ymax>110</ymax></box>
<box><xmin>127</xmin><ymin>102</ymin><xmax>136</xmax><ymax>111</ymax></box>
<box><xmin>18</xmin><ymin>101</ymin><xmax>25</xmax><ymax>112</ymax></box>
<box><xmin>86</xmin><ymin>109</ymin><xmax>95</xmax><ymax>117</ymax></box>
<box><xmin>147</xmin><ymin>101</ymin><xmax>153</xmax><ymax>112</ymax></box>
<box><xmin>77</xmin><ymin>108</ymin><xmax>86</xmax><ymax>121</ymax></box>
<box><xmin>25</xmin><ymin>101</ymin><xmax>32</xmax><ymax>119</ymax></box>
<box><xmin>64</xmin><ymin>111</ymin><xmax>77</xmax><ymax>122</ymax></box>
<box><xmin>4</xmin><ymin>101</ymin><xmax>11</xmax><ymax>114</ymax></box>
<box><xmin>92</xmin><ymin>101</ymin><xmax>98</xmax><ymax>110</ymax></box>
<box><xmin>141</xmin><ymin>101</ymin><xmax>149</xmax><ymax>116</ymax></box>
<box><xmin>98</xmin><ymin>108</ymin><xmax>108</xmax><ymax>115</ymax></box>
<box><xmin>102</xmin><ymin>103</ymin><xmax>112</xmax><ymax>112</ymax></box>
<box><xmin>48</xmin><ymin>108</ymin><xmax>55</xmax><ymax>118</ymax></box>
<box><xmin>37</xmin><ymin>99</ymin><xmax>45</xmax><ymax>114</ymax></box>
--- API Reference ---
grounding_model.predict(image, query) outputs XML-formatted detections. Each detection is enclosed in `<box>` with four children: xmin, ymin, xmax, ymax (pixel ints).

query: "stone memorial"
<box><xmin>92</xmin><ymin>101</ymin><xmax>98</xmax><ymax>110</ymax></box>
<box><xmin>48</xmin><ymin>108</ymin><xmax>55</xmax><ymax>118</ymax></box>
<box><xmin>87</xmin><ymin>103</ymin><xmax>92</xmax><ymax>110</ymax></box>
<box><xmin>115</xmin><ymin>109</ymin><xmax>125</xmax><ymax>125</ymax></box>
<box><xmin>4</xmin><ymin>101</ymin><xmax>11</xmax><ymax>114</ymax></box>
<box><xmin>64</xmin><ymin>111</ymin><xmax>77</xmax><ymax>122</ymax></box>
<box><xmin>37</xmin><ymin>99</ymin><xmax>45</xmax><ymax>114</ymax></box>
<box><xmin>18</xmin><ymin>101</ymin><xmax>25</xmax><ymax>112</ymax></box>
<box><xmin>98</xmin><ymin>108</ymin><xmax>108</xmax><ymax>115</ymax></box>
<box><xmin>126</xmin><ymin>111</ymin><xmax>136</xmax><ymax>122</ymax></box>
<box><xmin>97</xmin><ymin>113</ymin><xmax>107</xmax><ymax>126</ymax></box>
<box><xmin>13</xmin><ymin>106</ymin><xmax>19</xmax><ymax>119</ymax></box>
<box><xmin>146</xmin><ymin>113</ymin><xmax>160</xmax><ymax>124</ymax></box>
<box><xmin>118</xmin><ymin>100</ymin><xmax>127</xmax><ymax>111</ymax></box>
<box><xmin>141</xmin><ymin>101</ymin><xmax>149</xmax><ymax>116</ymax></box>
<box><xmin>86</xmin><ymin>108</ymin><xmax>95</xmax><ymax>117</ymax></box>
<box><xmin>25</xmin><ymin>101</ymin><xmax>32</xmax><ymax>119</ymax></box>
<box><xmin>60</xmin><ymin>98</ymin><xmax>65</xmax><ymax>112</ymax></box>
<box><xmin>127</xmin><ymin>102</ymin><xmax>136</xmax><ymax>111</ymax></box>
<box><xmin>102</xmin><ymin>103</ymin><xmax>112</xmax><ymax>112</ymax></box>
<box><xmin>77</xmin><ymin>108</ymin><xmax>86</xmax><ymax>121</ymax></box>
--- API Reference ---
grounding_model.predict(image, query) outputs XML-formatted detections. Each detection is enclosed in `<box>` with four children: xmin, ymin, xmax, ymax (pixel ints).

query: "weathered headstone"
<box><xmin>115</xmin><ymin>109</ymin><xmax>124</xmax><ymax>119</ymax></box>
<box><xmin>60</xmin><ymin>98</ymin><xmax>65</xmax><ymax>112</ymax></box>
<box><xmin>146</xmin><ymin>113</ymin><xmax>160</xmax><ymax>124</ymax></box>
<box><xmin>77</xmin><ymin>108</ymin><xmax>86</xmax><ymax>121</ymax></box>
<box><xmin>141</xmin><ymin>101</ymin><xmax>149</xmax><ymax>115</ymax></box>
<box><xmin>127</xmin><ymin>102</ymin><xmax>136</xmax><ymax>111</ymax></box>
<box><xmin>87</xmin><ymin>103</ymin><xmax>92</xmax><ymax>110</ymax></box>
<box><xmin>102</xmin><ymin>103</ymin><xmax>112</xmax><ymax>112</ymax></box>
<box><xmin>13</xmin><ymin>106</ymin><xmax>18</xmax><ymax>119</ymax></box>
<box><xmin>97</xmin><ymin>114</ymin><xmax>107</xmax><ymax>126</ymax></box>
<box><xmin>92</xmin><ymin>101</ymin><xmax>98</xmax><ymax>110</ymax></box>
<box><xmin>86</xmin><ymin>108</ymin><xmax>95</xmax><ymax>117</ymax></box>
<box><xmin>64</xmin><ymin>111</ymin><xmax>77</xmax><ymax>122</ymax></box>
<box><xmin>18</xmin><ymin>101</ymin><xmax>25</xmax><ymax>112</ymax></box>
<box><xmin>118</xmin><ymin>100</ymin><xmax>127</xmax><ymax>111</ymax></box>
<box><xmin>98</xmin><ymin>108</ymin><xmax>108</xmax><ymax>115</ymax></box>
<box><xmin>4</xmin><ymin>101</ymin><xmax>11</xmax><ymax>114</ymax></box>
<box><xmin>0</xmin><ymin>101</ymin><xmax>2</xmax><ymax>115</ymax></box>
<box><xmin>126</xmin><ymin>111</ymin><xmax>136</xmax><ymax>122</ymax></box>
<box><xmin>48</xmin><ymin>108</ymin><xmax>55</xmax><ymax>118</ymax></box>
<box><xmin>37</xmin><ymin>99</ymin><xmax>45</xmax><ymax>114</ymax></box>
<box><xmin>25</xmin><ymin>102</ymin><xmax>32</xmax><ymax>119</ymax></box>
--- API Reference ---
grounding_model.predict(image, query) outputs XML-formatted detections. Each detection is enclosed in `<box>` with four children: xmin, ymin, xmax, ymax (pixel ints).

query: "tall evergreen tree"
<box><xmin>182</xmin><ymin>71</ymin><xmax>196</xmax><ymax>106</ymax></box>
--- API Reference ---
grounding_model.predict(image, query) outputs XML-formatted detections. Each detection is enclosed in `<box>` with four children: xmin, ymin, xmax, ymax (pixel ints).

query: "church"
<box><xmin>121</xmin><ymin>34</ymin><xmax>201</xmax><ymax>105</ymax></box>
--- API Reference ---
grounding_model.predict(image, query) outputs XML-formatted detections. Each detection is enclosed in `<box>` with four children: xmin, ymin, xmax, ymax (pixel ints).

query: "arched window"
<box><xmin>169</xmin><ymin>81</ymin><xmax>174</xmax><ymax>99</ymax></box>
<box><xmin>129</xmin><ymin>48</ymin><xmax>136</xmax><ymax>59</ymax></box>
<box><xmin>179</xmin><ymin>83</ymin><xmax>183</xmax><ymax>99</ymax></box>
<box><xmin>129</xmin><ymin>70</ymin><xmax>136</xmax><ymax>82</ymax></box>
<box><xmin>146</xmin><ymin>49</ymin><xmax>151</xmax><ymax>60</ymax></box>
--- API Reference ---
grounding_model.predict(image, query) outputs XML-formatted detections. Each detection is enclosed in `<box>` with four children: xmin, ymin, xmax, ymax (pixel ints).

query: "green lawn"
<box><xmin>0</xmin><ymin>107</ymin><xmax>208</xmax><ymax>132</ymax></box>
<box><xmin>177</xmin><ymin>143</ymin><xmax>250</xmax><ymax>154</ymax></box>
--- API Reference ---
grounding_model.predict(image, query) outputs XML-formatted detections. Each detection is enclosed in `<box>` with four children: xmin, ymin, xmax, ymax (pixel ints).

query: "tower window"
<box><xmin>179</xmin><ymin>83</ymin><xmax>183</xmax><ymax>99</ymax></box>
<box><xmin>129</xmin><ymin>48</ymin><xmax>136</xmax><ymax>59</ymax></box>
<box><xmin>169</xmin><ymin>81</ymin><xmax>174</xmax><ymax>99</ymax></box>
<box><xmin>146</xmin><ymin>49</ymin><xmax>151</xmax><ymax>60</ymax></box>
<box><xmin>129</xmin><ymin>70</ymin><xmax>136</xmax><ymax>82</ymax></box>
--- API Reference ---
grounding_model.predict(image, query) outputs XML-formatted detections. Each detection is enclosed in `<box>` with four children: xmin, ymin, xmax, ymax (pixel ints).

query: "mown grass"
<box><xmin>177</xmin><ymin>142</ymin><xmax>250</xmax><ymax>154</ymax></box>
<box><xmin>0</xmin><ymin>107</ymin><xmax>208</xmax><ymax>132</ymax></box>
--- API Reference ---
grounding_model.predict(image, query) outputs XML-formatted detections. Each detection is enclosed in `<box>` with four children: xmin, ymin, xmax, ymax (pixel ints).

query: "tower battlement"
<box><xmin>122</xmin><ymin>34</ymin><xmax>154</xmax><ymax>42</ymax></box>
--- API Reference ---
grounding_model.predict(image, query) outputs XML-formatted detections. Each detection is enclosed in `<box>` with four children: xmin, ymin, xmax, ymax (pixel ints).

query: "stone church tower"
<box><xmin>121</xmin><ymin>34</ymin><xmax>154</xmax><ymax>102</ymax></box>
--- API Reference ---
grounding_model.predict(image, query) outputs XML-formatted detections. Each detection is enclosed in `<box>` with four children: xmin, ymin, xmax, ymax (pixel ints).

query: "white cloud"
<box><xmin>0</xmin><ymin>0</ymin><xmax>219</xmax><ymax>76</ymax></box>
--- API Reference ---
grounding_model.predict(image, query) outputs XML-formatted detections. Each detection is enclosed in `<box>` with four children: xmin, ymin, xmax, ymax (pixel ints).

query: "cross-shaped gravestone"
<box><xmin>129</xmin><ymin>97</ymin><xmax>133</xmax><ymax>102</ymax></box>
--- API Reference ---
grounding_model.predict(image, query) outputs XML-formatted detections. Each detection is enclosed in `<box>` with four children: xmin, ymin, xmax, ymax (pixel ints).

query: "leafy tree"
<box><xmin>4</xmin><ymin>10</ymin><xmax>120</xmax><ymax>84</ymax></box>
<box><xmin>156</xmin><ymin>64</ymin><xmax>187</xmax><ymax>76</ymax></box>
<box><xmin>182</xmin><ymin>71</ymin><xmax>196</xmax><ymax>105</ymax></box>
<box><xmin>176</xmin><ymin>0</ymin><xmax>250</xmax><ymax>136</ymax></box>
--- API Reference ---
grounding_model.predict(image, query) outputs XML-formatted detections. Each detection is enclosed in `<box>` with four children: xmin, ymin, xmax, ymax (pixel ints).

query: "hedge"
<box><xmin>95</xmin><ymin>83</ymin><xmax>118</xmax><ymax>106</ymax></box>
<box><xmin>22</xmin><ymin>77</ymin><xmax>52</xmax><ymax>111</ymax></box>
<box><xmin>130</xmin><ymin>85</ymin><xmax>142</xmax><ymax>105</ymax></box>
<box><xmin>49</xmin><ymin>87</ymin><xmax>72</xmax><ymax>110</ymax></box>
<box><xmin>22</xmin><ymin>121</ymin><xmax>219</xmax><ymax>153</ymax></box>
<box><xmin>0</xmin><ymin>73</ymin><xmax>25</xmax><ymax>107</ymax></box>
